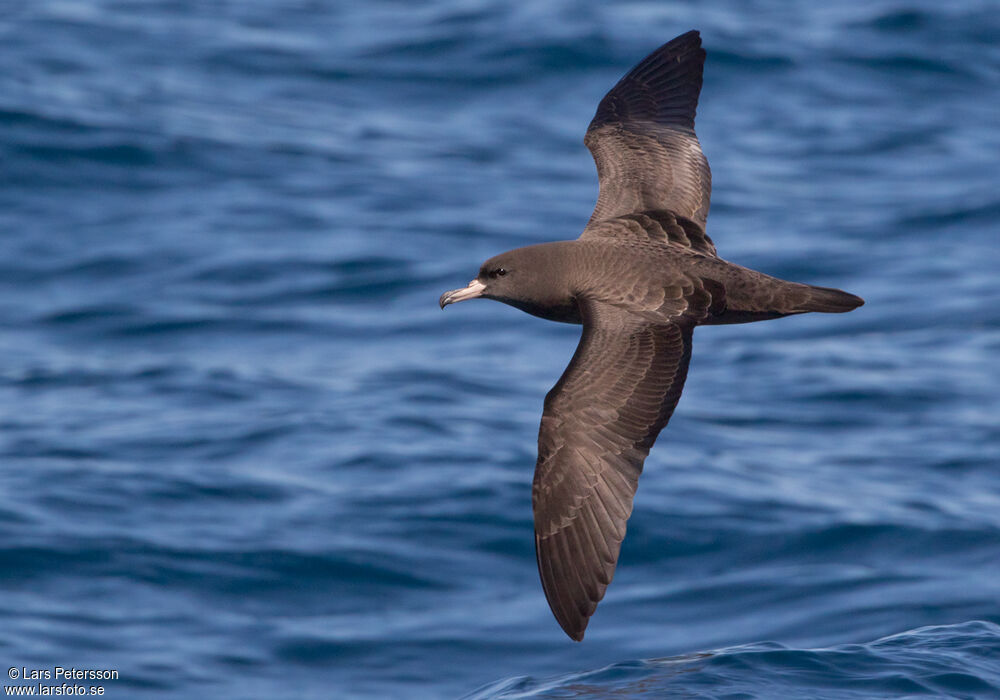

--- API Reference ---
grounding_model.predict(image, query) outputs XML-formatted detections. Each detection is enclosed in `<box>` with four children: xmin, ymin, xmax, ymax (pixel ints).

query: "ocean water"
<box><xmin>1</xmin><ymin>0</ymin><xmax>998</xmax><ymax>698</ymax></box>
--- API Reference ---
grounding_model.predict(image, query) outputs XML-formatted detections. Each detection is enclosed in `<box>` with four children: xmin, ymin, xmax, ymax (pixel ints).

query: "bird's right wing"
<box><xmin>532</xmin><ymin>299</ymin><xmax>695</xmax><ymax>641</ymax></box>
<box><xmin>583</xmin><ymin>30</ymin><xmax>712</xmax><ymax>229</ymax></box>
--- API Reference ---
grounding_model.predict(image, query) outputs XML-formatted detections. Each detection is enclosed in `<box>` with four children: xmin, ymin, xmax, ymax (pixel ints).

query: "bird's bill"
<box><xmin>439</xmin><ymin>279</ymin><xmax>486</xmax><ymax>308</ymax></box>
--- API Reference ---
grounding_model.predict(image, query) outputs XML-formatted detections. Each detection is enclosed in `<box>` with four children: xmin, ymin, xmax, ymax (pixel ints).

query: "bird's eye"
<box><xmin>495</xmin><ymin>268</ymin><xmax>507</xmax><ymax>277</ymax></box>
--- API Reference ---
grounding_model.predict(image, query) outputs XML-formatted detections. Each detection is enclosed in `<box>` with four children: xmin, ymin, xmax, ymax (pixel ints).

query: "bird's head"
<box><xmin>438</xmin><ymin>251</ymin><xmax>522</xmax><ymax>309</ymax></box>
<box><xmin>439</xmin><ymin>244</ymin><xmax>580</xmax><ymax>323</ymax></box>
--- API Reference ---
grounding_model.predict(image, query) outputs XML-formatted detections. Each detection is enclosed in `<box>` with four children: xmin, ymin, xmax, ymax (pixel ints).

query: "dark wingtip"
<box><xmin>676</xmin><ymin>29</ymin><xmax>702</xmax><ymax>44</ymax></box>
<box><xmin>559</xmin><ymin>618</ymin><xmax>587</xmax><ymax>642</ymax></box>
<box><xmin>589</xmin><ymin>29</ymin><xmax>707</xmax><ymax>132</ymax></box>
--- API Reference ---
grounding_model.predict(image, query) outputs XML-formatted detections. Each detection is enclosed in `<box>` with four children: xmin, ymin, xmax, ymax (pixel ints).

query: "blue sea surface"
<box><xmin>1</xmin><ymin>1</ymin><xmax>998</xmax><ymax>698</ymax></box>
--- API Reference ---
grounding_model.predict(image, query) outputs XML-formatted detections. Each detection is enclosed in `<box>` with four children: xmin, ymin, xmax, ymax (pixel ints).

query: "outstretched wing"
<box><xmin>584</xmin><ymin>30</ymin><xmax>712</xmax><ymax>228</ymax></box>
<box><xmin>533</xmin><ymin>300</ymin><xmax>694</xmax><ymax>640</ymax></box>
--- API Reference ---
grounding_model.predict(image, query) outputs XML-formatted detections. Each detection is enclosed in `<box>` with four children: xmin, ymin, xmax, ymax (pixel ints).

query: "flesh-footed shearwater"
<box><xmin>439</xmin><ymin>30</ymin><xmax>863</xmax><ymax>641</ymax></box>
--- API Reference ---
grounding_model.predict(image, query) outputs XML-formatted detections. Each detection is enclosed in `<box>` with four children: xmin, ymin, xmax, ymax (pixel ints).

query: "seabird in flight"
<box><xmin>440</xmin><ymin>30</ymin><xmax>863</xmax><ymax>641</ymax></box>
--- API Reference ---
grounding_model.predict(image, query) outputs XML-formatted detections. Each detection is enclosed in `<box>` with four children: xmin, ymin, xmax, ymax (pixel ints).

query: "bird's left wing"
<box><xmin>533</xmin><ymin>299</ymin><xmax>694</xmax><ymax>641</ymax></box>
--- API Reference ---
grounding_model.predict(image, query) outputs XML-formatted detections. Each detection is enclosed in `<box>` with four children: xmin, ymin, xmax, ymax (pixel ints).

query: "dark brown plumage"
<box><xmin>439</xmin><ymin>30</ymin><xmax>863</xmax><ymax>641</ymax></box>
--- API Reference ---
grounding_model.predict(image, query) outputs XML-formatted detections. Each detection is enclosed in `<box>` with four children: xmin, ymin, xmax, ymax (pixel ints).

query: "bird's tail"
<box><xmin>794</xmin><ymin>284</ymin><xmax>864</xmax><ymax>313</ymax></box>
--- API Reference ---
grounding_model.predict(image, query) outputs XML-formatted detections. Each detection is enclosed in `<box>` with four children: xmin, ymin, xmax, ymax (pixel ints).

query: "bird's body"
<box><xmin>440</xmin><ymin>30</ymin><xmax>863</xmax><ymax>641</ymax></box>
<box><xmin>477</xmin><ymin>236</ymin><xmax>858</xmax><ymax>327</ymax></box>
